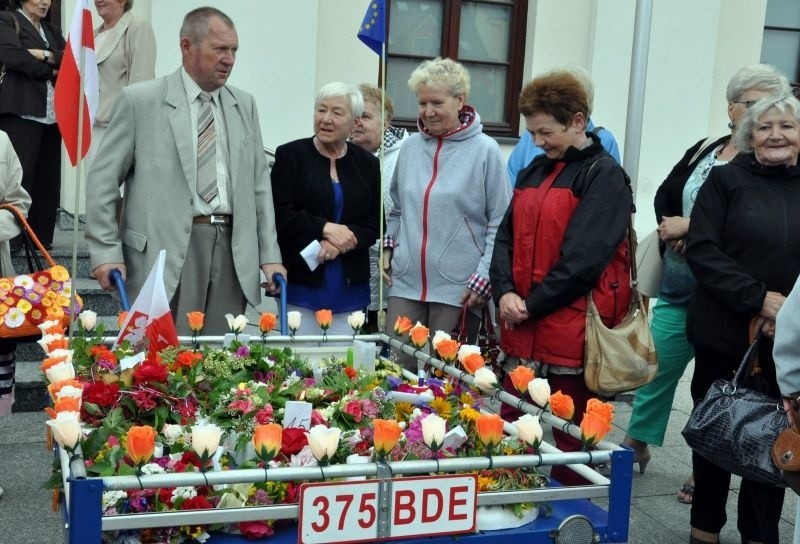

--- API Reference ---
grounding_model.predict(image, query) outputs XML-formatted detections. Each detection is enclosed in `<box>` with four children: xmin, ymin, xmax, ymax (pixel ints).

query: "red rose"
<box><xmin>133</xmin><ymin>360</ymin><xmax>169</xmax><ymax>384</ymax></box>
<box><xmin>310</xmin><ymin>410</ymin><xmax>327</xmax><ymax>426</ymax></box>
<box><xmin>180</xmin><ymin>495</ymin><xmax>213</xmax><ymax>510</ymax></box>
<box><xmin>173</xmin><ymin>350</ymin><xmax>202</xmax><ymax>371</ymax></box>
<box><xmin>239</xmin><ymin>520</ymin><xmax>274</xmax><ymax>540</ymax></box>
<box><xmin>254</xmin><ymin>405</ymin><xmax>274</xmax><ymax>425</ymax></box>
<box><xmin>280</xmin><ymin>427</ymin><xmax>308</xmax><ymax>456</ymax></box>
<box><xmin>344</xmin><ymin>366</ymin><xmax>357</xmax><ymax>380</ymax></box>
<box><xmin>157</xmin><ymin>487</ymin><xmax>174</xmax><ymax>507</ymax></box>
<box><xmin>83</xmin><ymin>380</ymin><xmax>120</xmax><ymax>407</ymax></box>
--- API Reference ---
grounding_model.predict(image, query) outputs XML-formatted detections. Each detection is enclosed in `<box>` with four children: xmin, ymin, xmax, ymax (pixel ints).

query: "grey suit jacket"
<box><xmin>86</xmin><ymin>69</ymin><xmax>281</xmax><ymax>307</ymax></box>
<box><xmin>0</xmin><ymin>130</ymin><xmax>30</xmax><ymax>276</ymax></box>
<box><xmin>775</xmin><ymin>274</ymin><xmax>800</xmax><ymax>396</ymax></box>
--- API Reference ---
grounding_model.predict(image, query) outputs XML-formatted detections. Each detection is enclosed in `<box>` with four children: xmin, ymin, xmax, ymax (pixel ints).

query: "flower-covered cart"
<box><xmin>42</xmin><ymin>310</ymin><xmax>633</xmax><ymax>544</ymax></box>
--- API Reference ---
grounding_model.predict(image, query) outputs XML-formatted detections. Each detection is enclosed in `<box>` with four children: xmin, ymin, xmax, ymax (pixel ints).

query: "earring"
<box><xmin>728</xmin><ymin>121</ymin><xmax>735</xmax><ymax>130</ymax></box>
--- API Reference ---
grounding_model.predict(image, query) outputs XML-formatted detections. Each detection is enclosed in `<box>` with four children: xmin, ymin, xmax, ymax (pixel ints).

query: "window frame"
<box><xmin>386</xmin><ymin>0</ymin><xmax>528</xmax><ymax>138</ymax></box>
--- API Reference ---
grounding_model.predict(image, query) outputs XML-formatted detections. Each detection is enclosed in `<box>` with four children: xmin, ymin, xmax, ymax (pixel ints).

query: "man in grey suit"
<box><xmin>86</xmin><ymin>6</ymin><xmax>285</xmax><ymax>334</ymax></box>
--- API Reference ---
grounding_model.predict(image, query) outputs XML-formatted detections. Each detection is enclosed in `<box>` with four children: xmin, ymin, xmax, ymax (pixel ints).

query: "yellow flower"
<box><xmin>477</xmin><ymin>475</ymin><xmax>496</xmax><ymax>492</ymax></box>
<box><xmin>428</xmin><ymin>397</ymin><xmax>452</xmax><ymax>419</ymax></box>
<box><xmin>16</xmin><ymin>299</ymin><xmax>32</xmax><ymax>313</ymax></box>
<box><xmin>56</xmin><ymin>295</ymin><xmax>70</xmax><ymax>307</ymax></box>
<box><xmin>459</xmin><ymin>406</ymin><xmax>480</xmax><ymax>423</ymax></box>
<box><xmin>50</xmin><ymin>266</ymin><xmax>69</xmax><ymax>282</ymax></box>
<box><xmin>394</xmin><ymin>402</ymin><xmax>414</xmax><ymax>422</ymax></box>
<box><xmin>459</xmin><ymin>392</ymin><xmax>474</xmax><ymax>406</ymax></box>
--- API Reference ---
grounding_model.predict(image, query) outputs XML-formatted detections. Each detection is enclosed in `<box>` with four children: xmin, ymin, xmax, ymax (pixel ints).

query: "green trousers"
<box><xmin>626</xmin><ymin>299</ymin><xmax>694</xmax><ymax>446</ymax></box>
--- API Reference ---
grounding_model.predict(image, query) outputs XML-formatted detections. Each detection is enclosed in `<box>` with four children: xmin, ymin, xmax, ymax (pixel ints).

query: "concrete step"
<box><xmin>12</xmin><ymin>360</ymin><xmax>47</xmax><ymax>413</ymax></box>
<box><xmin>11</xmin><ymin>246</ymin><xmax>93</xmax><ymax>278</ymax></box>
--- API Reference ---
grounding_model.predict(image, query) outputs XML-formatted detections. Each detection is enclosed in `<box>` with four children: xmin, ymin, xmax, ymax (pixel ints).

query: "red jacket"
<box><xmin>490</xmin><ymin>139</ymin><xmax>633</xmax><ymax>367</ymax></box>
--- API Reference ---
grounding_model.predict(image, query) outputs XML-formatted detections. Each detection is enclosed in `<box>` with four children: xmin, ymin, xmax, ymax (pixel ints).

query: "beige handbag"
<box><xmin>635</xmin><ymin>229</ymin><xmax>662</xmax><ymax>298</ymax></box>
<box><xmin>584</xmin><ymin>223</ymin><xmax>658</xmax><ymax>397</ymax></box>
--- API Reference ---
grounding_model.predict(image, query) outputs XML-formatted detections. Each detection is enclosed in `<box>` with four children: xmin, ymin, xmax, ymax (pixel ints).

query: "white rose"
<box><xmin>161</xmin><ymin>424</ymin><xmax>185</xmax><ymax>445</ymax></box>
<box><xmin>37</xmin><ymin>333</ymin><xmax>64</xmax><ymax>353</ymax></box>
<box><xmin>191</xmin><ymin>423</ymin><xmax>222</xmax><ymax>457</ymax></box>
<box><xmin>307</xmin><ymin>425</ymin><xmax>341</xmax><ymax>462</ymax></box>
<box><xmin>514</xmin><ymin>414</ymin><xmax>543</xmax><ymax>447</ymax></box>
<box><xmin>78</xmin><ymin>310</ymin><xmax>97</xmax><ymax>332</ymax></box>
<box><xmin>473</xmin><ymin>367</ymin><xmax>498</xmax><ymax>390</ymax></box>
<box><xmin>225</xmin><ymin>313</ymin><xmax>248</xmax><ymax>333</ymax></box>
<box><xmin>287</xmin><ymin>311</ymin><xmax>302</xmax><ymax>333</ymax></box>
<box><xmin>528</xmin><ymin>378</ymin><xmax>551</xmax><ymax>407</ymax></box>
<box><xmin>45</xmin><ymin>361</ymin><xmax>76</xmax><ymax>384</ymax></box>
<box><xmin>46</xmin><ymin>411</ymin><xmax>82</xmax><ymax>450</ymax></box>
<box><xmin>421</xmin><ymin>414</ymin><xmax>447</xmax><ymax>450</ymax></box>
<box><xmin>347</xmin><ymin>311</ymin><xmax>366</xmax><ymax>332</ymax></box>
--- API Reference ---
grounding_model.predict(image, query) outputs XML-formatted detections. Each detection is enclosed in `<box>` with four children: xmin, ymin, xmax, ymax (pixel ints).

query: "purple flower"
<box><xmin>386</xmin><ymin>375</ymin><xmax>402</xmax><ymax>389</ymax></box>
<box><xmin>235</xmin><ymin>345</ymin><xmax>251</xmax><ymax>358</ymax></box>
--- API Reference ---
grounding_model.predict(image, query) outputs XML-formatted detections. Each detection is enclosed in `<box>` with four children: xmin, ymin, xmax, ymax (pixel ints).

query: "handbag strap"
<box><xmin>454</xmin><ymin>302</ymin><xmax>496</xmax><ymax>345</ymax></box>
<box><xmin>1</xmin><ymin>204</ymin><xmax>57</xmax><ymax>271</ymax></box>
<box><xmin>732</xmin><ymin>332</ymin><xmax>764</xmax><ymax>387</ymax></box>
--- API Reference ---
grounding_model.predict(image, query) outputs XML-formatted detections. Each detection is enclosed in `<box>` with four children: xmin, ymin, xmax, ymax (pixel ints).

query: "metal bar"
<box><xmin>273</xmin><ymin>272</ymin><xmax>288</xmax><ymax>335</ymax></box>
<box><xmin>605</xmin><ymin>448</ymin><xmax>635</xmax><ymax>542</ymax></box>
<box><xmin>98</xmin><ymin>451</ymin><xmax>613</xmax><ymax>491</ymax></box>
<box><xmin>67</xmin><ymin>476</ymin><xmax>103</xmax><ymax>544</ymax></box>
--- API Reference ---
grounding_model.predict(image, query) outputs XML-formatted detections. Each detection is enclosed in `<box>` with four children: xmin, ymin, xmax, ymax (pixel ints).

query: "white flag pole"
<box><xmin>377</xmin><ymin>39</ymin><xmax>387</xmax><ymax>332</ymax></box>
<box><xmin>68</xmin><ymin>3</ymin><xmax>88</xmax><ymax>341</ymax></box>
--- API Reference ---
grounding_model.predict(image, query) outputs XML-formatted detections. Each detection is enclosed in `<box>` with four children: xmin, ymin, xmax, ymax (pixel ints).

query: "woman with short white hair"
<box><xmin>271</xmin><ymin>82</ymin><xmax>381</xmax><ymax>335</ymax></box>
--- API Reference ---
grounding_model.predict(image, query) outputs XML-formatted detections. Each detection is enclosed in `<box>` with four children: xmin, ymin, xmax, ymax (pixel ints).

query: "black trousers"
<box><xmin>0</xmin><ymin>114</ymin><xmax>61</xmax><ymax>245</ymax></box>
<box><xmin>689</xmin><ymin>344</ymin><xmax>785</xmax><ymax>544</ymax></box>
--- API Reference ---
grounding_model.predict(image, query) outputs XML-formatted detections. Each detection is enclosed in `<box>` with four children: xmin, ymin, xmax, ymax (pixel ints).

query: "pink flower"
<box><xmin>227</xmin><ymin>398</ymin><xmax>255</xmax><ymax>414</ymax></box>
<box><xmin>311</xmin><ymin>410</ymin><xmax>327</xmax><ymax>426</ymax></box>
<box><xmin>239</xmin><ymin>520</ymin><xmax>274</xmax><ymax>540</ymax></box>
<box><xmin>344</xmin><ymin>400</ymin><xmax>363</xmax><ymax>422</ymax></box>
<box><xmin>254</xmin><ymin>405</ymin><xmax>274</xmax><ymax>424</ymax></box>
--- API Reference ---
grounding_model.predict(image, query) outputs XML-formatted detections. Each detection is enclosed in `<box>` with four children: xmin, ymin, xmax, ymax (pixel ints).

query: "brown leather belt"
<box><xmin>193</xmin><ymin>214</ymin><xmax>232</xmax><ymax>225</ymax></box>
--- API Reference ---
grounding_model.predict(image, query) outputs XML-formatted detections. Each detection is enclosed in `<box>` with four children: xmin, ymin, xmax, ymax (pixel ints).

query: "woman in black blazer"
<box><xmin>0</xmin><ymin>0</ymin><xmax>64</xmax><ymax>248</ymax></box>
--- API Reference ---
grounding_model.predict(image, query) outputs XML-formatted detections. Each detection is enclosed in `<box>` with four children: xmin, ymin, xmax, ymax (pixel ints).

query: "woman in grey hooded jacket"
<box><xmin>382</xmin><ymin>57</ymin><xmax>510</xmax><ymax>370</ymax></box>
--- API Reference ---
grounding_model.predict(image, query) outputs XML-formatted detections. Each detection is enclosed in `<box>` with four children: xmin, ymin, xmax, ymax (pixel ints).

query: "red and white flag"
<box><xmin>54</xmin><ymin>0</ymin><xmax>99</xmax><ymax>166</ymax></box>
<box><xmin>115</xmin><ymin>250</ymin><xmax>179</xmax><ymax>353</ymax></box>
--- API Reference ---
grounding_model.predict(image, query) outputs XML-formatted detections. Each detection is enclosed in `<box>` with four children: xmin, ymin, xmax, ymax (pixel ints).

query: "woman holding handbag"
<box><xmin>684</xmin><ymin>93</ymin><xmax>800</xmax><ymax>544</ymax></box>
<box><xmin>489</xmin><ymin>70</ymin><xmax>633</xmax><ymax>486</ymax></box>
<box><xmin>622</xmin><ymin>64</ymin><xmax>792</xmax><ymax>503</ymax></box>
<box><xmin>0</xmin><ymin>128</ymin><xmax>32</xmax><ymax>500</ymax></box>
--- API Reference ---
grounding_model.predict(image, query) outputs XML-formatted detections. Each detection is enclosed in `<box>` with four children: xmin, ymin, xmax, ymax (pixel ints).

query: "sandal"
<box><xmin>678</xmin><ymin>479</ymin><xmax>694</xmax><ymax>504</ymax></box>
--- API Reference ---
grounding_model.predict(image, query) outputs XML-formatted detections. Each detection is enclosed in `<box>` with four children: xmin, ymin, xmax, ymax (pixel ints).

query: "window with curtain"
<box><xmin>760</xmin><ymin>0</ymin><xmax>800</xmax><ymax>87</ymax></box>
<box><xmin>386</xmin><ymin>0</ymin><xmax>528</xmax><ymax>138</ymax></box>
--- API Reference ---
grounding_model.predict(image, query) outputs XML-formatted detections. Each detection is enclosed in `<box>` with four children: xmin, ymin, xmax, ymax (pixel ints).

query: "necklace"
<box><xmin>313</xmin><ymin>136</ymin><xmax>347</xmax><ymax>160</ymax></box>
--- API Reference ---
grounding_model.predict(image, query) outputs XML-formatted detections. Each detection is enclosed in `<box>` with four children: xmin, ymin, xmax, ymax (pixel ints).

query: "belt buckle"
<box><xmin>209</xmin><ymin>214</ymin><xmax>225</xmax><ymax>225</ymax></box>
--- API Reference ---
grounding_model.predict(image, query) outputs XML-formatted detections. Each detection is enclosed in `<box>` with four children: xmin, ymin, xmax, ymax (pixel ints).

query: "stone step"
<box><xmin>74</xmin><ymin>277</ymin><xmax>125</xmax><ymax>316</ymax></box>
<box><xmin>11</xmin><ymin>244</ymin><xmax>93</xmax><ymax>278</ymax></box>
<box><xmin>12</xmin><ymin>360</ymin><xmax>48</xmax><ymax>413</ymax></box>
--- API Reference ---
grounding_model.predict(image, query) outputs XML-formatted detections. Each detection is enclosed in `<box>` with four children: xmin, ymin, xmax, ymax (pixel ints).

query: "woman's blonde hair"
<box><xmin>408</xmin><ymin>57</ymin><xmax>470</xmax><ymax>99</ymax></box>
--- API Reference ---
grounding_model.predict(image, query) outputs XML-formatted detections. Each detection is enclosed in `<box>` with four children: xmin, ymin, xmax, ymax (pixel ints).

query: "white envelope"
<box><xmin>301</xmin><ymin>240</ymin><xmax>322</xmax><ymax>271</ymax></box>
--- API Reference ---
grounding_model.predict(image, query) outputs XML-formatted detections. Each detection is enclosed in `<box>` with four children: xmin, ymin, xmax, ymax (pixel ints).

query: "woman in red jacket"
<box><xmin>490</xmin><ymin>70</ymin><xmax>633</xmax><ymax>485</ymax></box>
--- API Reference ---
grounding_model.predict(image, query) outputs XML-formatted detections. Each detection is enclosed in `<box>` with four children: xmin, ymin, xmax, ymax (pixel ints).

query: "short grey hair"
<box><xmin>315</xmin><ymin>82</ymin><xmax>363</xmax><ymax>118</ymax></box>
<box><xmin>735</xmin><ymin>94</ymin><xmax>800</xmax><ymax>153</ymax></box>
<box><xmin>408</xmin><ymin>57</ymin><xmax>470</xmax><ymax>99</ymax></box>
<box><xmin>180</xmin><ymin>7</ymin><xmax>235</xmax><ymax>44</ymax></box>
<box><xmin>726</xmin><ymin>64</ymin><xmax>792</xmax><ymax>103</ymax></box>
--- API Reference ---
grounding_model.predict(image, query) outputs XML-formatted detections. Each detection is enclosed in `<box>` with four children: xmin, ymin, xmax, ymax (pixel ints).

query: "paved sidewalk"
<box><xmin>0</xmin><ymin>361</ymin><xmax>796</xmax><ymax>543</ymax></box>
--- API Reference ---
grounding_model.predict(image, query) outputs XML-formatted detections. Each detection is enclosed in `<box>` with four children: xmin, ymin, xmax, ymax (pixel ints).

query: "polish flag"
<box><xmin>54</xmin><ymin>0</ymin><xmax>99</xmax><ymax>166</ymax></box>
<box><xmin>114</xmin><ymin>250</ymin><xmax>179</xmax><ymax>353</ymax></box>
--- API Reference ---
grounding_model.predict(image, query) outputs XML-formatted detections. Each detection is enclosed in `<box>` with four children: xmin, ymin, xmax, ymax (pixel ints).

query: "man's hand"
<box><xmin>261</xmin><ymin>263</ymin><xmax>287</xmax><ymax>295</ymax></box>
<box><xmin>498</xmin><ymin>291</ymin><xmax>529</xmax><ymax>329</ymax></box>
<box><xmin>92</xmin><ymin>263</ymin><xmax>126</xmax><ymax>292</ymax></box>
<box><xmin>760</xmin><ymin>291</ymin><xmax>787</xmax><ymax>321</ymax></box>
<box><xmin>317</xmin><ymin>240</ymin><xmax>340</xmax><ymax>263</ymax></box>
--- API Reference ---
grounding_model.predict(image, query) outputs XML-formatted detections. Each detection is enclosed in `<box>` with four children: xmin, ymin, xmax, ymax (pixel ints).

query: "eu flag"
<box><xmin>357</xmin><ymin>0</ymin><xmax>386</xmax><ymax>56</ymax></box>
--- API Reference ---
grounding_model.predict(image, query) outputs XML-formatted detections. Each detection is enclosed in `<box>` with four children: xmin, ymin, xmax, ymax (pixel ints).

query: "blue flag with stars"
<box><xmin>357</xmin><ymin>0</ymin><xmax>386</xmax><ymax>56</ymax></box>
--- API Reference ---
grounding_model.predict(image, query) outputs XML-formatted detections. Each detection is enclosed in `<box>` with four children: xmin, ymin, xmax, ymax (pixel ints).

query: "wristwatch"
<box><xmin>42</xmin><ymin>50</ymin><xmax>50</xmax><ymax>62</ymax></box>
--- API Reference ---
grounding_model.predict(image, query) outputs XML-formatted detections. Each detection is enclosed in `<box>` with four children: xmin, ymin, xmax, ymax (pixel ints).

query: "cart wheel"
<box><xmin>549</xmin><ymin>514</ymin><xmax>598</xmax><ymax>543</ymax></box>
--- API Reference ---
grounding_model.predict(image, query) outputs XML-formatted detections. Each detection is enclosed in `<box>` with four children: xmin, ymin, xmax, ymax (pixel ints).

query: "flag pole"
<box><xmin>68</xmin><ymin>12</ymin><xmax>88</xmax><ymax>342</ymax></box>
<box><xmin>377</xmin><ymin>36</ymin><xmax>387</xmax><ymax>332</ymax></box>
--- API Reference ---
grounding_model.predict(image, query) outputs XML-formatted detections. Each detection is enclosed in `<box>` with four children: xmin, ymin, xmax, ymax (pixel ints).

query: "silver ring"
<box><xmin>326</xmin><ymin>253</ymin><xmax>331</xmax><ymax>259</ymax></box>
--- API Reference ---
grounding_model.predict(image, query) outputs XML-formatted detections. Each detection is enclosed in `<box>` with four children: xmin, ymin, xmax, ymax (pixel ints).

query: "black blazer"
<box><xmin>0</xmin><ymin>10</ymin><xmax>64</xmax><ymax>117</ymax></box>
<box><xmin>271</xmin><ymin>137</ymin><xmax>381</xmax><ymax>287</ymax></box>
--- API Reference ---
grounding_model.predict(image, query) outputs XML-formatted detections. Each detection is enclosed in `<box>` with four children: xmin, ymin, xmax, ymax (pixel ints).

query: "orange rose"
<box><xmin>47</xmin><ymin>379</ymin><xmax>83</xmax><ymax>402</ymax></box>
<box><xmin>435</xmin><ymin>338</ymin><xmax>460</xmax><ymax>362</ymax></box>
<box><xmin>253</xmin><ymin>423</ymin><xmax>282</xmax><ymax>463</ymax></box>
<box><xmin>126</xmin><ymin>425</ymin><xmax>157</xmax><ymax>466</ymax></box>
<box><xmin>52</xmin><ymin>396</ymin><xmax>81</xmax><ymax>413</ymax></box>
<box><xmin>259</xmin><ymin>312</ymin><xmax>277</xmax><ymax>334</ymax></box>
<box><xmin>585</xmin><ymin>398</ymin><xmax>614</xmax><ymax>424</ymax></box>
<box><xmin>186</xmin><ymin>311</ymin><xmax>205</xmax><ymax>333</ymax></box>
<box><xmin>393</xmin><ymin>315</ymin><xmax>413</xmax><ymax>336</ymax></box>
<box><xmin>462</xmin><ymin>353</ymin><xmax>485</xmax><ymax>375</ymax></box>
<box><xmin>409</xmin><ymin>323</ymin><xmax>429</xmax><ymax>349</ymax></box>
<box><xmin>549</xmin><ymin>391</ymin><xmax>575</xmax><ymax>421</ymax></box>
<box><xmin>507</xmin><ymin>365</ymin><xmax>535</xmax><ymax>394</ymax></box>
<box><xmin>580</xmin><ymin>410</ymin><xmax>613</xmax><ymax>447</ymax></box>
<box><xmin>117</xmin><ymin>311</ymin><xmax>129</xmax><ymax>328</ymax></box>
<box><xmin>475</xmin><ymin>413</ymin><xmax>504</xmax><ymax>449</ymax></box>
<box><xmin>315</xmin><ymin>309</ymin><xmax>333</xmax><ymax>331</ymax></box>
<box><xmin>41</xmin><ymin>355</ymin><xmax>69</xmax><ymax>373</ymax></box>
<box><xmin>45</xmin><ymin>338</ymin><xmax>70</xmax><ymax>352</ymax></box>
<box><xmin>373</xmin><ymin>419</ymin><xmax>402</xmax><ymax>457</ymax></box>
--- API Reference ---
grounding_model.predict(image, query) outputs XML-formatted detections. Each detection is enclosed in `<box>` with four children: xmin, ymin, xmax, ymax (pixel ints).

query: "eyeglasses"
<box><xmin>733</xmin><ymin>100</ymin><xmax>758</xmax><ymax>108</ymax></box>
